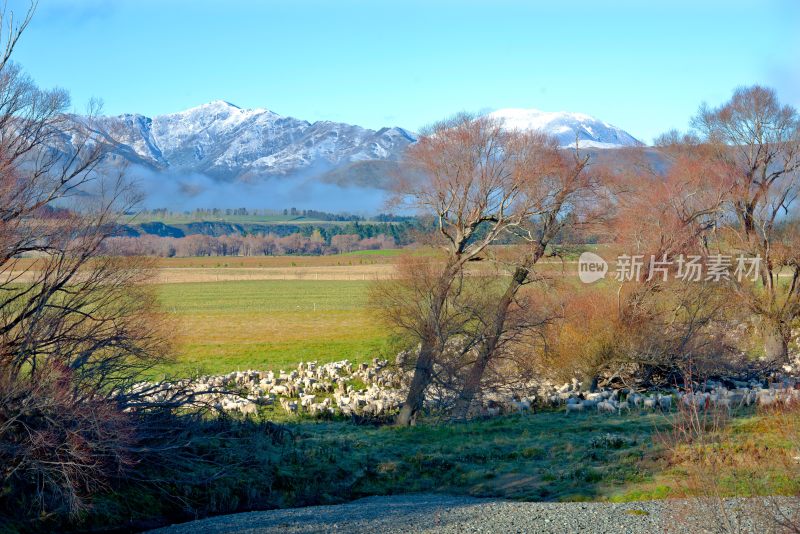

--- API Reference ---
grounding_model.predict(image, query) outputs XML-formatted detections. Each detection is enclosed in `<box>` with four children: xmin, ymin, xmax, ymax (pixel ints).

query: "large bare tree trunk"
<box><xmin>451</xmin><ymin>265</ymin><xmax>529</xmax><ymax>420</ymax></box>
<box><xmin>764</xmin><ymin>323</ymin><xmax>789</xmax><ymax>363</ymax></box>
<box><xmin>451</xmin><ymin>343</ymin><xmax>492</xmax><ymax>420</ymax></box>
<box><xmin>395</xmin><ymin>265</ymin><xmax>456</xmax><ymax>426</ymax></box>
<box><xmin>388</xmin><ymin>116</ymin><xmax>587</xmax><ymax>425</ymax></box>
<box><xmin>396</xmin><ymin>341</ymin><xmax>436</xmax><ymax>425</ymax></box>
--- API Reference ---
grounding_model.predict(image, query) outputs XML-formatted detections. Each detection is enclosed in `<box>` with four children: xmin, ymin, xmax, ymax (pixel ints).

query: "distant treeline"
<box><xmin>110</xmin><ymin>211</ymin><xmax>423</xmax><ymax>256</ymax></box>
<box><xmin>107</xmin><ymin>232</ymin><xmax>398</xmax><ymax>257</ymax></box>
<box><xmin>138</xmin><ymin>207</ymin><xmax>414</xmax><ymax>223</ymax></box>
<box><xmin>112</xmin><ymin>214</ymin><xmax>601</xmax><ymax>256</ymax></box>
<box><xmin>124</xmin><ymin>218</ymin><xmax>415</xmax><ymax>239</ymax></box>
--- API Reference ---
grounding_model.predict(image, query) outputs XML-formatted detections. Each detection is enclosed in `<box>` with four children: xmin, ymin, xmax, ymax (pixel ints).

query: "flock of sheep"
<box><xmin>136</xmin><ymin>359</ymin><xmax>406</xmax><ymax>417</ymax></box>
<box><xmin>549</xmin><ymin>378</ymin><xmax>800</xmax><ymax>416</ymax></box>
<box><xmin>136</xmin><ymin>358</ymin><xmax>800</xmax><ymax>419</ymax></box>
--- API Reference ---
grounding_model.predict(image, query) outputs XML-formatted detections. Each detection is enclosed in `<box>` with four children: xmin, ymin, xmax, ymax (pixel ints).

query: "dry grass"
<box><xmin>150</xmin><ymin>251</ymin><xmax>404</xmax><ymax>269</ymax></box>
<box><xmin>646</xmin><ymin>402</ymin><xmax>800</xmax><ymax>533</ymax></box>
<box><xmin>152</xmin><ymin>264</ymin><xmax>399</xmax><ymax>283</ymax></box>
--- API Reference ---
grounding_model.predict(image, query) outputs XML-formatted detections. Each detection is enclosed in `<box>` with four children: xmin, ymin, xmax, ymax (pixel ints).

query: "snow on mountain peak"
<box><xmin>182</xmin><ymin>100</ymin><xmax>240</xmax><ymax>111</ymax></box>
<box><xmin>200</xmin><ymin>99</ymin><xmax>240</xmax><ymax>110</ymax></box>
<box><xmin>168</xmin><ymin>100</ymin><xmax>276</xmax><ymax>120</ymax></box>
<box><xmin>89</xmin><ymin>99</ymin><xmax>642</xmax><ymax>205</ymax></box>
<box><xmin>488</xmin><ymin>108</ymin><xmax>641</xmax><ymax>149</ymax></box>
<box><xmin>96</xmin><ymin>101</ymin><xmax>416</xmax><ymax>182</ymax></box>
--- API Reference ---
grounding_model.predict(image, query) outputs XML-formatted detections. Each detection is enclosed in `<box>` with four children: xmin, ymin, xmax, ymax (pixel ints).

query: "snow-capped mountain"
<box><xmin>97</xmin><ymin>102</ymin><xmax>641</xmax><ymax>187</ymax></box>
<box><xmin>67</xmin><ymin>101</ymin><xmax>645</xmax><ymax>210</ymax></box>
<box><xmin>99</xmin><ymin>100</ymin><xmax>417</xmax><ymax>182</ymax></box>
<box><xmin>488</xmin><ymin>108</ymin><xmax>642</xmax><ymax>149</ymax></box>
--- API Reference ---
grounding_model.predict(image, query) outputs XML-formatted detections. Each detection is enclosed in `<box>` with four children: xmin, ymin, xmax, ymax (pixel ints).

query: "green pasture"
<box><xmin>153</xmin><ymin>280</ymin><xmax>392</xmax><ymax>378</ymax></box>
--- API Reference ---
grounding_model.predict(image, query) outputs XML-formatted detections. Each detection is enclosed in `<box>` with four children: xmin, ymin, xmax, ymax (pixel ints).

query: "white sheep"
<box><xmin>597</xmin><ymin>400</ymin><xmax>616</xmax><ymax>414</ymax></box>
<box><xmin>510</xmin><ymin>399</ymin><xmax>532</xmax><ymax>412</ymax></box>
<box><xmin>582</xmin><ymin>399</ymin><xmax>600</xmax><ymax>410</ymax></box>
<box><xmin>565</xmin><ymin>402</ymin><xmax>585</xmax><ymax>415</ymax></box>
<box><xmin>716</xmin><ymin>397</ymin><xmax>732</xmax><ymax>410</ymax></box>
<box><xmin>757</xmin><ymin>391</ymin><xmax>777</xmax><ymax>407</ymax></box>
<box><xmin>628</xmin><ymin>393</ymin><xmax>643</xmax><ymax>408</ymax></box>
<box><xmin>239</xmin><ymin>402</ymin><xmax>258</xmax><ymax>416</ymax></box>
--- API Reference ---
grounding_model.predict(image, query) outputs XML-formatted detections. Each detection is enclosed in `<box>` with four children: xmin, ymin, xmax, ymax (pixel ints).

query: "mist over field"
<box><xmin>130</xmin><ymin>164</ymin><xmax>389</xmax><ymax>213</ymax></box>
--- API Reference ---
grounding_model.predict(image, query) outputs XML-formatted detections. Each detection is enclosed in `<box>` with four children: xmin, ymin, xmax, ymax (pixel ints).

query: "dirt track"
<box><xmin>147</xmin><ymin>493</ymin><xmax>782</xmax><ymax>533</ymax></box>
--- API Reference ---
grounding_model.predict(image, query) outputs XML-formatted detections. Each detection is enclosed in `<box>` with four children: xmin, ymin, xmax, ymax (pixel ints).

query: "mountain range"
<box><xmin>98</xmin><ymin>100</ymin><xmax>417</xmax><ymax>183</ymax></box>
<box><xmin>84</xmin><ymin>101</ymin><xmax>642</xmax><ymax>210</ymax></box>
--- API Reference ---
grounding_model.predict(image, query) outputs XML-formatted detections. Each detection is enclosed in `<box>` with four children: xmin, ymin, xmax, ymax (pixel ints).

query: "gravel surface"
<box><xmin>146</xmin><ymin>493</ymin><xmax>785</xmax><ymax>533</ymax></box>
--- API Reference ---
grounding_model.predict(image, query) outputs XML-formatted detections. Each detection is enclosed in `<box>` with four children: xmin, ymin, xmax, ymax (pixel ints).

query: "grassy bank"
<box><xmin>66</xmin><ymin>411</ymin><xmax>668</xmax><ymax>532</ymax></box>
<box><xmin>18</xmin><ymin>402</ymin><xmax>797</xmax><ymax>534</ymax></box>
<box><xmin>289</xmin><ymin>411</ymin><xmax>671</xmax><ymax>503</ymax></box>
<box><xmin>61</xmin><ymin>406</ymin><xmax>800</xmax><ymax>533</ymax></box>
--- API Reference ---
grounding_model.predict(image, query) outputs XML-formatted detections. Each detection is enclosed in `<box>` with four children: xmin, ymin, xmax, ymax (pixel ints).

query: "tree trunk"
<box><xmin>395</xmin><ymin>261</ymin><xmax>462</xmax><ymax>426</ymax></box>
<box><xmin>396</xmin><ymin>342</ymin><xmax>435</xmax><ymax>425</ymax></box>
<box><xmin>451</xmin><ymin>344</ymin><xmax>492</xmax><ymax>420</ymax></box>
<box><xmin>764</xmin><ymin>323</ymin><xmax>789</xmax><ymax>362</ymax></box>
<box><xmin>451</xmin><ymin>265</ymin><xmax>530</xmax><ymax>421</ymax></box>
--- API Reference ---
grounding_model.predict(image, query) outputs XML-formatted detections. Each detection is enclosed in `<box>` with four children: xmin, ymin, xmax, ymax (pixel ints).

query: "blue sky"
<box><xmin>8</xmin><ymin>0</ymin><xmax>800</xmax><ymax>143</ymax></box>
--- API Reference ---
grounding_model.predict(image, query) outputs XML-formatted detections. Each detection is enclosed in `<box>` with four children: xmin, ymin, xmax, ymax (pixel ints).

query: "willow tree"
<box><xmin>693</xmin><ymin>86</ymin><xmax>800</xmax><ymax>362</ymax></box>
<box><xmin>450</xmin><ymin>137</ymin><xmax>600</xmax><ymax>419</ymax></box>
<box><xmin>390</xmin><ymin>114</ymin><xmax>552</xmax><ymax>425</ymax></box>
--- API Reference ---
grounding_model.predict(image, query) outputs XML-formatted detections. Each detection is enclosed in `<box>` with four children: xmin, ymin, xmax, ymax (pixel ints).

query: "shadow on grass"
<box><xmin>26</xmin><ymin>410</ymin><xmax>680</xmax><ymax>533</ymax></box>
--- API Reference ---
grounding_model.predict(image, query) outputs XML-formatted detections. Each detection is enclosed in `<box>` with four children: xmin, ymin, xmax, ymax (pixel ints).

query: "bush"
<box><xmin>0</xmin><ymin>365</ymin><xmax>135</xmax><ymax>520</ymax></box>
<box><xmin>539</xmin><ymin>285</ymin><xmax>628</xmax><ymax>387</ymax></box>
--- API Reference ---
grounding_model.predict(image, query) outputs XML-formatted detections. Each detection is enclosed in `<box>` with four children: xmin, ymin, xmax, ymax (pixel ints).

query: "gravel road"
<box><xmin>147</xmin><ymin>493</ymin><xmax>780</xmax><ymax>533</ymax></box>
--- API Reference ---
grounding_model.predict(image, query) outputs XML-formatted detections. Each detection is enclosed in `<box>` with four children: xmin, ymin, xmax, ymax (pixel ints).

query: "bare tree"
<box><xmin>0</xmin><ymin>3</ymin><xmax>172</xmax><ymax>518</ymax></box>
<box><xmin>450</xmin><ymin>139</ymin><xmax>601</xmax><ymax>419</ymax></box>
<box><xmin>372</xmin><ymin>252</ymin><xmax>486</xmax><ymax>408</ymax></box>
<box><xmin>613</xmin><ymin>133</ymin><xmax>728</xmax><ymax>262</ymax></box>
<box><xmin>508</xmin><ymin>133</ymin><xmax>736</xmax><ymax>392</ymax></box>
<box><xmin>691</xmin><ymin>86</ymin><xmax>800</xmax><ymax>362</ymax></box>
<box><xmin>389</xmin><ymin>113</ymin><xmax>545</xmax><ymax>425</ymax></box>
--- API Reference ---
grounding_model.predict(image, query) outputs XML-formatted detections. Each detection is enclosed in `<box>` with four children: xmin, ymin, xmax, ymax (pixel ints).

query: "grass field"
<box><xmin>149</xmin><ymin>246</ymin><xmax>788</xmax><ymax>377</ymax></box>
<box><xmin>148</xmin><ymin>251</ymin><xmax>592</xmax><ymax>377</ymax></box>
<box><xmin>153</xmin><ymin>264</ymin><xmax>399</xmax><ymax>284</ymax></box>
<box><xmin>153</xmin><ymin>279</ymin><xmax>392</xmax><ymax>378</ymax></box>
<box><xmin>290</xmin><ymin>411</ymin><xmax>672</xmax><ymax>503</ymax></box>
<box><xmin>153</xmin><ymin>252</ymin><xmax>401</xmax><ymax>269</ymax></box>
